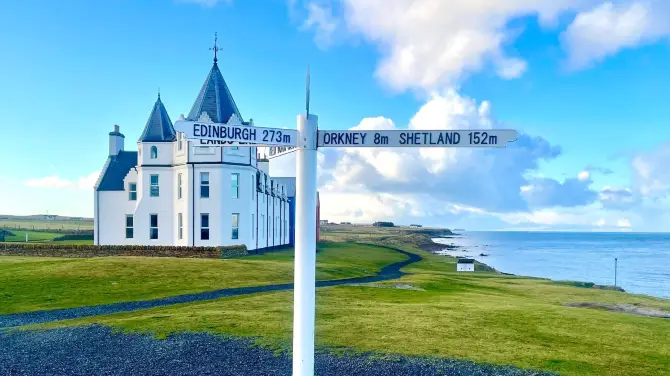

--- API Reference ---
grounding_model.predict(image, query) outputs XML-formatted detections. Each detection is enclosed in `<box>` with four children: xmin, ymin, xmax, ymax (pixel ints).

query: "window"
<box><xmin>150</xmin><ymin>214</ymin><xmax>158</xmax><ymax>240</ymax></box>
<box><xmin>177</xmin><ymin>133</ymin><xmax>183</xmax><ymax>151</ymax></box>
<box><xmin>194</xmin><ymin>146</ymin><xmax>215</xmax><ymax>155</ymax></box>
<box><xmin>232</xmin><ymin>213</ymin><xmax>239</xmax><ymax>239</ymax></box>
<box><xmin>177</xmin><ymin>173</ymin><xmax>182</xmax><ymax>199</ymax></box>
<box><xmin>125</xmin><ymin>215</ymin><xmax>133</xmax><ymax>238</ymax></box>
<box><xmin>200</xmin><ymin>172</ymin><xmax>210</xmax><ymax>198</ymax></box>
<box><xmin>128</xmin><ymin>183</ymin><xmax>137</xmax><ymax>201</ymax></box>
<box><xmin>201</xmin><ymin>213</ymin><xmax>210</xmax><ymax>240</ymax></box>
<box><xmin>178</xmin><ymin>213</ymin><xmax>183</xmax><ymax>240</ymax></box>
<box><xmin>150</xmin><ymin>175</ymin><xmax>159</xmax><ymax>197</ymax></box>
<box><xmin>252</xmin><ymin>214</ymin><xmax>255</xmax><ymax>239</ymax></box>
<box><xmin>231</xmin><ymin>173</ymin><xmax>239</xmax><ymax>199</ymax></box>
<box><xmin>251</xmin><ymin>176</ymin><xmax>255</xmax><ymax>201</ymax></box>
<box><xmin>150</xmin><ymin>146</ymin><xmax>158</xmax><ymax>159</ymax></box>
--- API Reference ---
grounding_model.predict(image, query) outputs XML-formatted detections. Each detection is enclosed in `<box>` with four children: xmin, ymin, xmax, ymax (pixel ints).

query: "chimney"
<box><xmin>257</xmin><ymin>158</ymin><xmax>269</xmax><ymax>174</ymax></box>
<box><xmin>109</xmin><ymin>124</ymin><xmax>125</xmax><ymax>156</ymax></box>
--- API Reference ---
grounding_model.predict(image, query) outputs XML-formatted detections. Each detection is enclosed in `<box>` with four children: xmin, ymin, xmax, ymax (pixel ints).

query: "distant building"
<box><xmin>372</xmin><ymin>221</ymin><xmax>394</xmax><ymax>227</ymax></box>
<box><xmin>319</xmin><ymin>220</ymin><xmax>329</xmax><ymax>225</ymax></box>
<box><xmin>409</xmin><ymin>224</ymin><xmax>422</xmax><ymax>228</ymax></box>
<box><xmin>457</xmin><ymin>258</ymin><xmax>475</xmax><ymax>272</ymax></box>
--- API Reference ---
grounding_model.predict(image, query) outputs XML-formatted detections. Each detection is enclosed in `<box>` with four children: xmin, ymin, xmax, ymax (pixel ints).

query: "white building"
<box><xmin>456</xmin><ymin>258</ymin><xmax>475</xmax><ymax>272</ymax></box>
<box><xmin>94</xmin><ymin>55</ymin><xmax>298</xmax><ymax>250</ymax></box>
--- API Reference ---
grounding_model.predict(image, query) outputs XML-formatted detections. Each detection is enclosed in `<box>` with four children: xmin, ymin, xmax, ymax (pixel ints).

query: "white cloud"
<box><xmin>25</xmin><ymin>171</ymin><xmax>100</xmax><ymax>190</ymax></box>
<box><xmin>270</xmin><ymin>92</ymin><xmax>599</xmax><ymax>228</ymax></box>
<box><xmin>617</xmin><ymin>218</ymin><xmax>632</xmax><ymax>228</ymax></box>
<box><xmin>293</xmin><ymin>1</ymin><xmax>670</xmax><ymax>90</ymax></box>
<box><xmin>562</xmin><ymin>1</ymin><xmax>670</xmax><ymax>70</ymax></box>
<box><xmin>578</xmin><ymin>170</ymin><xmax>590</xmax><ymax>181</ymax></box>
<box><xmin>302</xmin><ymin>1</ymin><xmax>342</xmax><ymax>48</ymax></box>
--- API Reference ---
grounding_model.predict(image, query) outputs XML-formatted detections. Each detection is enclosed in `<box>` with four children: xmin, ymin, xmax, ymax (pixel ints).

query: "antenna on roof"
<box><xmin>210</xmin><ymin>32</ymin><xmax>221</xmax><ymax>64</ymax></box>
<box><xmin>306</xmin><ymin>64</ymin><xmax>311</xmax><ymax>119</ymax></box>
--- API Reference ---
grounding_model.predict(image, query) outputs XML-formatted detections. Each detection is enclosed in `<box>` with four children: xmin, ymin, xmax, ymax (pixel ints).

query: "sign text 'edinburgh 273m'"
<box><xmin>174</xmin><ymin>120</ymin><xmax>298</xmax><ymax>147</ymax></box>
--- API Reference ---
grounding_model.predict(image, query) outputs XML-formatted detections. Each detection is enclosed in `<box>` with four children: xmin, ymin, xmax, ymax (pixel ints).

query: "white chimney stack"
<box><xmin>109</xmin><ymin>124</ymin><xmax>125</xmax><ymax>156</ymax></box>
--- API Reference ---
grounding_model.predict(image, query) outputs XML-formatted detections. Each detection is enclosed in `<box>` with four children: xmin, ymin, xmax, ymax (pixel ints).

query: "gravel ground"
<box><xmin>0</xmin><ymin>248</ymin><xmax>420</xmax><ymax>329</ymax></box>
<box><xmin>0</xmin><ymin>325</ymin><xmax>555</xmax><ymax>376</ymax></box>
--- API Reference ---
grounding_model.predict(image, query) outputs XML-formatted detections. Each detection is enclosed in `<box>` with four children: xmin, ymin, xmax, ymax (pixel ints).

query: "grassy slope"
<box><xmin>46</xmin><ymin>241</ymin><xmax>670</xmax><ymax>376</ymax></box>
<box><xmin>0</xmin><ymin>243</ymin><xmax>405</xmax><ymax>314</ymax></box>
<box><xmin>2</xmin><ymin>230</ymin><xmax>63</xmax><ymax>242</ymax></box>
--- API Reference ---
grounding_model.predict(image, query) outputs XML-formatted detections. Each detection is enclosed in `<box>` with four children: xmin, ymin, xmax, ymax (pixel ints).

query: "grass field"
<box><xmin>0</xmin><ymin>219</ymin><xmax>93</xmax><ymax>231</ymax></box>
<box><xmin>2</xmin><ymin>230</ymin><xmax>64</xmax><ymax>242</ymax></box>
<box><xmin>0</xmin><ymin>243</ymin><xmax>405</xmax><ymax>314</ymax></box>
<box><xmin>40</xmin><ymin>239</ymin><xmax>670</xmax><ymax>376</ymax></box>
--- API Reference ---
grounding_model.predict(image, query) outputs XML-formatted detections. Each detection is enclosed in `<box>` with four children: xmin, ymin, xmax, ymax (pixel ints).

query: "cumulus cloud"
<box><xmin>599</xmin><ymin>186</ymin><xmax>638</xmax><ymax>210</ymax></box>
<box><xmin>562</xmin><ymin>1</ymin><xmax>670</xmax><ymax>70</ymax></box>
<box><xmin>630</xmin><ymin>141</ymin><xmax>670</xmax><ymax>199</ymax></box>
<box><xmin>271</xmin><ymin>91</ymin><xmax>601</xmax><ymax>228</ymax></box>
<box><xmin>25</xmin><ymin>172</ymin><xmax>100</xmax><ymax>190</ymax></box>
<box><xmin>292</xmin><ymin>1</ymin><xmax>670</xmax><ymax>90</ymax></box>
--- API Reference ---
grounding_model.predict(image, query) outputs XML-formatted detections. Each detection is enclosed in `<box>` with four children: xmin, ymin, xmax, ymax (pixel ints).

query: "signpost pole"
<box><xmin>292</xmin><ymin>113</ymin><xmax>318</xmax><ymax>376</ymax></box>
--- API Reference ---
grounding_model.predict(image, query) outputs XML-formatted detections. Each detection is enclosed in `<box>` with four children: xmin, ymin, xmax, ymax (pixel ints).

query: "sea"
<box><xmin>432</xmin><ymin>231</ymin><xmax>670</xmax><ymax>299</ymax></box>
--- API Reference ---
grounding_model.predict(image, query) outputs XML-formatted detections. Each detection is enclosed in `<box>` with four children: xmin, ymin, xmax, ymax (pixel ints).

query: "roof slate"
<box><xmin>138</xmin><ymin>95</ymin><xmax>176</xmax><ymax>142</ymax></box>
<box><xmin>187</xmin><ymin>62</ymin><xmax>241</xmax><ymax>124</ymax></box>
<box><xmin>96</xmin><ymin>151</ymin><xmax>138</xmax><ymax>191</ymax></box>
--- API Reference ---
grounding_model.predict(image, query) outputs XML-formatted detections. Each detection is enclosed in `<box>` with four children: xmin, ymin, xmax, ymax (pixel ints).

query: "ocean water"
<box><xmin>433</xmin><ymin>231</ymin><xmax>670</xmax><ymax>299</ymax></box>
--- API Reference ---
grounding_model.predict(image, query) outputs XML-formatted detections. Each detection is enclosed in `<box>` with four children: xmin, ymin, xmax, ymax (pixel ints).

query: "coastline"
<box><xmin>424</xmin><ymin>236</ymin><xmax>627</xmax><ymax>293</ymax></box>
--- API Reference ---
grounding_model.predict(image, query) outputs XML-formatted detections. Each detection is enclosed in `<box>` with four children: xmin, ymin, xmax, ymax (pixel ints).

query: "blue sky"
<box><xmin>1</xmin><ymin>0</ymin><xmax>670</xmax><ymax>231</ymax></box>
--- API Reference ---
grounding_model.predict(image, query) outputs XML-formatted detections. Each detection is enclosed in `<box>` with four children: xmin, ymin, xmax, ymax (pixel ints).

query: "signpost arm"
<box><xmin>292</xmin><ymin>113</ymin><xmax>318</xmax><ymax>376</ymax></box>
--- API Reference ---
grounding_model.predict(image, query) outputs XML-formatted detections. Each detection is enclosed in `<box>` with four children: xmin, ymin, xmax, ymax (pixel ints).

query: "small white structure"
<box><xmin>457</xmin><ymin>258</ymin><xmax>475</xmax><ymax>272</ymax></box>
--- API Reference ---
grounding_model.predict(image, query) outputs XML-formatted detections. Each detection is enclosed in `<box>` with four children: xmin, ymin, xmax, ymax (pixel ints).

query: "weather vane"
<box><xmin>210</xmin><ymin>32</ymin><xmax>221</xmax><ymax>64</ymax></box>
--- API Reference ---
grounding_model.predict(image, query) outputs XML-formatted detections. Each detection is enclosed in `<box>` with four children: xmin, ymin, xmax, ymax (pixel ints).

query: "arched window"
<box><xmin>150</xmin><ymin>146</ymin><xmax>158</xmax><ymax>159</ymax></box>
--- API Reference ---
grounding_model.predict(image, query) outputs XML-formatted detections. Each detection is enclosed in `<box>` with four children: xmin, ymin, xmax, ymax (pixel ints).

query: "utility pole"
<box><xmin>614</xmin><ymin>257</ymin><xmax>618</xmax><ymax>289</ymax></box>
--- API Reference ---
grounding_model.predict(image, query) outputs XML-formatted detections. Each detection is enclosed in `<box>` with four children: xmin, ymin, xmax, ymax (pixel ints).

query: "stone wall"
<box><xmin>0</xmin><ymin>243</ymin><xmax>248</xmax><ymax>259</ymax></box>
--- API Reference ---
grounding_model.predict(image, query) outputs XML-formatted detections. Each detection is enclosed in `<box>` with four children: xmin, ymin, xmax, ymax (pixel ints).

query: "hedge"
<box><xmin>0</xmin><ymin>243</ymin><xmax>248</xmax><ymax>259</ymax></box>
<box><xmin>52</xmin><ymin>234</ymin><xmax>95</xmax><ymax>241</ymax></box>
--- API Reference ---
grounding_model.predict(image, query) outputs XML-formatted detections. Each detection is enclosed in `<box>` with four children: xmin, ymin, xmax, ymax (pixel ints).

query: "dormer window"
<box><xmin>177</xmin><ymin>133</ymin><xmax>183</xmax><ymax>151</ymax></box>
<box><xmin>150</xmin><ymin>146</ymin><xmax>158</xmax><ymax>159</ymax></box>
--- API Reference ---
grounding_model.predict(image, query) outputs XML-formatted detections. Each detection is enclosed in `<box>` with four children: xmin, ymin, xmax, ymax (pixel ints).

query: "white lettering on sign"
<box><xmin>268</xmin><ymin>146</ymin><xmax>297</xmax><ymax>159</ymax></box>
<box><xmin>317</xmin><ymin>129</ymin><xmax>518</xmax><ymax>148</ymax></box>
<box><xmin>175</xmin><ymin>120</ymin><xmax>298</xmax><ymax>147</ymax></box>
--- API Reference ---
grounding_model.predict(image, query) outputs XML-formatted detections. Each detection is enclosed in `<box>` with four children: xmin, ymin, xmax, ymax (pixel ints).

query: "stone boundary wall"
<box><xmin>0</xmin><ymin>243</ymin><xmax>248</xmax><ymax>259</ymax></box>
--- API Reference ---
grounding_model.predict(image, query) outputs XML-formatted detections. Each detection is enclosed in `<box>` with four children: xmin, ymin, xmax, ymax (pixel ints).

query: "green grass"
<box><xmin>44</xmin><ymin>242</ymin><xmax>670</xmax><ymax>376</ymax></box>
<box><xmin>2</xmin><ymin>230</ymin><xmax>63</xmax><ymax>242</ymax></box>
<box><xmin>0</xmin><ymin>242</ymin><xmax>404</xmax><ymax>315</ymax></box>
<box><xmin>0</xmin><ymin>219</ymin><xmax>93</xmax><ymax>231</ymax></box>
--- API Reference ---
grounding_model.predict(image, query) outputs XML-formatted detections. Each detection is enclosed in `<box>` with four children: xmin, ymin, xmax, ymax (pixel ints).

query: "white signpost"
<box><xmin>179</xmin><ymin>115</ymin><xmax>518</xmax><ymax>376</ymax></box>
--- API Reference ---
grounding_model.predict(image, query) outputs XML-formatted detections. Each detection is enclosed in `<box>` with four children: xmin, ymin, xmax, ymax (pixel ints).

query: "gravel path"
<box><xmin>0</xmin><ymin>247</ymin><xmax>421</xmax><ymax>328</ymax></box>
<box><xmin>0</xmin><ymin>325</ymin><xmax>555</xmax><ymax>376</ymax></box>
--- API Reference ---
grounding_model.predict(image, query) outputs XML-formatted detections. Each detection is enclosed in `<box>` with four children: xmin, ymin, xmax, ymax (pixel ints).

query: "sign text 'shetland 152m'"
<box><xmin>318</xmin><ymin>129</ymin><xmax>518</xmax><ymax>148</ymax></box>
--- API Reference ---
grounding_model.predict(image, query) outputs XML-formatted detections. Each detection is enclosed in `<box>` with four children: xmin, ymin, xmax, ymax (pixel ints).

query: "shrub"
<box><xmin>219</xmin><ymin>245</ymin><xmax>249</xmax><ymax>259</ymax></box>
<box><xmin>52</xmin><ymin>234</ymin><xmax>95</xmax><ymax>241</ymax></box>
